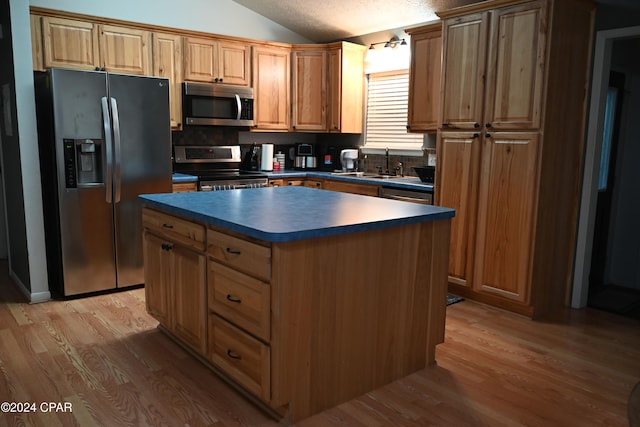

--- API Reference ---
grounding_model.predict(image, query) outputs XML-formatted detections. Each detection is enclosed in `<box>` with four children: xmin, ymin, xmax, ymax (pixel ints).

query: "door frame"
<box><xmin>572</xmin><ymin>26</ymin><xmax>640</xmax><ymax>308</ymax></box>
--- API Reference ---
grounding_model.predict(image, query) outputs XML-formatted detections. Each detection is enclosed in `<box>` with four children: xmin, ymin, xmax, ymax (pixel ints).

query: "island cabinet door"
<box><xmin>143</xmin><ymin>232</ymin><xmax>173</xmax><ymax>328</ymax></box>
<box><xmin>172</xmin><ymin>245</ymin><xmax>207</xmax><ymax>353</ymax></box>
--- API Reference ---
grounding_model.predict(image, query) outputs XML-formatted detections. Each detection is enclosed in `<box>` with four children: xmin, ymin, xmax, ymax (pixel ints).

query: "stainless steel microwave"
<box><xmin>182</xmin><ymin>82</ymin><xmax>254</xmax><ymax>127</ymax></box>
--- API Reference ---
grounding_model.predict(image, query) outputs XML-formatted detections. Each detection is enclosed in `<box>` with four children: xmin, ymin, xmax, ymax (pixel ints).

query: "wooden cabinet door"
<box><xmin>41</xmin><ymin>16</ymin><xmax>100</xmax><ymax>70</ymax></box>
<box><xmin>252</xmin><ymin>45</ymin><xmax>290</xmax><ymax>131</ymax></box>
<box><xmin>484</xmin><ymin>1</ymin><xmax>546</xmax><ymax>130</ymax></box>
<box><xmin>292</xmin><ymin>49</ymin><xmax>327</xmax><ymax>132</ymax></box>
<box><xmin>143</xmin><ymin>232</ymin><xmax>173</xmax><ymax>328</ymax></box>
<box><xmin>218</xmin><ymin>40</ymin><xmax>251</xmax><ymax>86</ymax></box>
<box><xmin>407</xmin><ymin>25</ymin><xmax>442</xmax><ymax>132</ymax></box>
<box><xmin>473</xmin><ymin>132</ymin><xmax>539</xmax><ymax>302</ymax></box>
<box><xmin>31</xmin><ymin>15</ymin><xmax>44</xmax><ymax>71</ymax></box>
<box><xmin>436</xmin><ymin>131</ymin><xmax>481</xmax><ymax>287</ymax></box>
<box><xmin>440</xmin><ymin>12</ymin><xmax>488</xmax><ymax>130</ymax></box>
<box><xmin>322</xmin><ymin>180</ymin><xmax>379</xmax><ymax>196</ymax></box>
<box><xmin>184</xmin><ymin>37</ymin><xmax>217</xmax><ymax>82</ymax></box>
<box><xmin>99</xmin><ymin>25</ymin><xmax>150</xmax><ymax>75</ymax></box>
<box><xmin>172</xmin><ymin>244</ymin><xmax>207</xmax><ymax>353</ymax></box>
<box><xmin>184</xmin><ymin>37</ymin><xmax>250</xmax><ymax>85</ymax></box>
<box><xmin>327</xmin><ymin>44</ymin><xmax>365</xmax><ymax>133</ymax></box>
<box><xmin>153</xmin><ymin>32</ymin><xmax>183</xmax><ymax>129</ymax></box>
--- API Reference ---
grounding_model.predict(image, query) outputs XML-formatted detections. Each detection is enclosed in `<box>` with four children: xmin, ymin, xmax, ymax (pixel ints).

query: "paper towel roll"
<box><xmin>261</xmin><ymin>144</ymin><xmax>274</xmax><ymax>171</ymax></box>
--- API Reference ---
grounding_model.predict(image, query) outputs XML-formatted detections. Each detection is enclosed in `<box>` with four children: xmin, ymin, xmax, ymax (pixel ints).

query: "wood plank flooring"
<box><xmin>0</xmin><ymin>261</ymin><xmax>638</xmax><ymax>426</ymax></box>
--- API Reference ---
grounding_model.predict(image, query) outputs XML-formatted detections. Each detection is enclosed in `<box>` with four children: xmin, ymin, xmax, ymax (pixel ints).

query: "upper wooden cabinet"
<box><xmin>291</xmin><ymin>48</ymin><xmax>327</xmax><ymax>132</ymax></box>
<box><xmin>39</xmin><ymin>17</ymin><xmax>150</xmax><ymax>74</ymax></box>
<box><xmin>99</xmin><ymin>25</ymin><xmax>151</xmax><ymax>75</ymax></box>
<box><xmin>439</xmin><ymin>12</ymin><xmax>488</xmax><ymax>130</ymax></box>
<box><xmin>183</xmin><ymin>37</ymin><xmax>250</xmax><ymax>85</ymax></box>
<box><xmin>252</xmin><ymin>45</ymin><xmax>291</xmax><ymax>131</ymax></box>
<box><xmin>41</xmin><ymin>16</ymin><xmax>101</xmax><ymax>70</ymax></box>
<box><xmin>30</xmin><ymin>15</ymin><xmax>44</xmax><ymax>71</ymax></box>
<box><xmin>152</xmin><ymin>32</ymin><xmax>183</xmax><ymax>129</ymax></box>
<box><xmin>291</xmin><ymin>42</ymin><xmax>365</xmax><ymax>133</ymax></box>
<box><xmin>406</xmin><ymin>23</ymin><xmax>442</xmax><ymax>133</ymax></box>
<box><xmin>440</xmin><ymin>1</ymin><xmax>546</xmax><ymax>131</ymax></box>
<box><xmin>484</xmin><ymin>2</ymin><xmax>546</xmax><ymax>130</ymax></box>
<box><xmin>436</xmin><ymin>0</ymin><xmax>595</xmax><ymax>318</ymax></box>
<box><xmin>327</xmin><ymin>43</ymin><xmax>366</xmax><ymax>133</ymax></box>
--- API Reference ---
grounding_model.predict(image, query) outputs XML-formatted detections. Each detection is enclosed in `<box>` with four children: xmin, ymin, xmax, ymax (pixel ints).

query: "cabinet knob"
<box><xmin>486</xmin><ymin>123</ymin><xmax>492</xmax><ymax>128</ymax></box>
<box><xmin>474</xmin><ymin>122</ymin><xmax>480</xmax><ymax>128</ymax></box>
<box><xmin>485</xmin><ymin>133</ymin><xmax>491</xmax><ymax>138</ymax></box>
<box><xmin>406</xmin><ymin>125</ymin><xmax>410</xmax><ymax>129</ymax></box>
<box><xmin>473</xmin><ymin>133</ymin><xmax>479</xmax><ymax>138</ymax></box>
<box><xmin>442</xmin><ymin>122</ymin><xmax>450</xmax><ymax>127</ymax></box>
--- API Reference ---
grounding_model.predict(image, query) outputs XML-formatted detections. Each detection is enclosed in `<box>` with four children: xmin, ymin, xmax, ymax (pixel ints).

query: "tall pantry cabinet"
<box><xmin>435</xmin><ymin>0</ymin><xmax>595</xmax><ymax>317</ymax></box>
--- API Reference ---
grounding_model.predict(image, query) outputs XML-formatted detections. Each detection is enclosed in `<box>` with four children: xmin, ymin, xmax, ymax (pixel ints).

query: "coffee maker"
<box><xmin>340</xmin><ymin>149</ymin><xmax>359</xmax><ymax>172</ymax></box>
<box><xmin>294</xmin><ymin>143</ymin><xmax>317</xmax><ymax>169</ymax></box>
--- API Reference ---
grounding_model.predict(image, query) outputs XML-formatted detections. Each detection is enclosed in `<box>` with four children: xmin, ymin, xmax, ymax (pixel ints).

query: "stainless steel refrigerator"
<box><xmin>34</xmin><ymin>68</ymin><xmax>172</xmax><ymax>297</ymax></box>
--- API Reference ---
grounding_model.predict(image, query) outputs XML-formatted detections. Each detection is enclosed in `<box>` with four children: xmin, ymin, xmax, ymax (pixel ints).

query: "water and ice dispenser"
<box><xmin>62</xmin><ymin>138</ymin><xmax>103</xmax><ymax>188</ymax></box>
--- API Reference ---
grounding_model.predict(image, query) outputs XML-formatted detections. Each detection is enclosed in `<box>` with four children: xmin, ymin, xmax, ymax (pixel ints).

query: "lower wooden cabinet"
<box><xmin>142</xmin><ymin>208</ymin><xmax>207</xmax><ymax>353</ymax></box>
<box><xmin>172</xmin><ymin>182</ymin><xmax>197</xmax><ymax>192</ymax></box>
<box><xmin>208</xmin><ymin>314</ymin><xmax>271</xmax><ymax>401</ymax></box>
<box><xmin>322</xmin><ymin>179</ymin><xmax>379</xmax><ymax>196</ymax></box>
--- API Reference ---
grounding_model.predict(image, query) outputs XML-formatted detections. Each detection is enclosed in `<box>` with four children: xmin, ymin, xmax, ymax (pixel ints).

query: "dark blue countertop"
<box><xmin>172</xmin><ymin>173</ymin><xmax>198</xmax><ymax>183</ymax></box>
<box><xmin>140</xmin><ymin>186</ymin><xmax>453</xmax><ymax>243</ymax></box>
<box><xmin>171</xmin><ymin>170</ymin><xmax>434</xmax><ymax>192</ymax></box>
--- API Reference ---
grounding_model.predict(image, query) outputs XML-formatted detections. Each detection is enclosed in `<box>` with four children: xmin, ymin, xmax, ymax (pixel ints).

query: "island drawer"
<box><xmin>208</xmin><ymin>260</ymin><xmax>270</xmax><ymax>342</ymax></box>
<box><xmin>208</xmin><ymin>314</ymin><xmax>270</xmax><ymax>402</ymax></box>
<box><xmin>207</xmin><ymin>229</ymin><xmax>271</xmax><ymax>281</ymax></box>
<box><xmin>142</xmin><ymin>207</ymin><xmax>205</xmax><ymax>251</ymax></box>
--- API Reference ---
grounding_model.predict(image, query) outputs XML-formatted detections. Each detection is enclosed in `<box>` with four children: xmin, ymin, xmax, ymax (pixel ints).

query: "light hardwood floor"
<box><xmin>0</xmin><ymin>261</ymin><xmax>638</xmax><ymax>426</ymax></box>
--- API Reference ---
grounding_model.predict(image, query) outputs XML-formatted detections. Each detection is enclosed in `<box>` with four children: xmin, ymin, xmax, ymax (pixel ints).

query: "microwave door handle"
<box><xmin>101</xmin><ymin>97</ymin><xmax>113</xmax><ymax>204</ymax></box>
<box><xmin>235</xmin><ymin>94</ymin><xmax>242</xmax><ymax>120</ymax></box>
<box><xmin>110</xmin><ymin>97</ymin><xmax>122</xmax><ymax>204</ymax></box>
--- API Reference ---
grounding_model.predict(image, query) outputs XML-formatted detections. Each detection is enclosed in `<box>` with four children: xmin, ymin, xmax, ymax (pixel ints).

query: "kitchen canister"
<box><xmin>261</xmin><ymin>144</ymin><xmax>274</xmax><ymax>171</ymax></box>
<box><xmin>275</xmin><ymin>151</ymin><xmax>286</xmax><ymax>171</ymax></box>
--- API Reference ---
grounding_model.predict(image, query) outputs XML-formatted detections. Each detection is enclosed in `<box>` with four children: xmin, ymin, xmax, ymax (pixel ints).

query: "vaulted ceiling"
<box><xmin>231</xmin><ymin>0</ymin><xmax>640</xmax><ymax>42</ymax></box>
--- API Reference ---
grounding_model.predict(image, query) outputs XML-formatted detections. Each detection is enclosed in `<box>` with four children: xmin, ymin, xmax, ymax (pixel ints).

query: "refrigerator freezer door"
<box><xmin>49</xmin><ymin>68</ymin><xmax>118</xmax><ymax>295</ymax></box>
<box><xmin>107</xmin><ymin>73</ymin><xmax>172</xmax><ymax>288</ymax></box>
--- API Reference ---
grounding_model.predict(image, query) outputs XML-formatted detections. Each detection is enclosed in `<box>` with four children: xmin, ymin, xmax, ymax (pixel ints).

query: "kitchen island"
<box><xmin>139</xmin><ymin>186</ymin><xmax>454</xmax><ymax>423</ymax></box>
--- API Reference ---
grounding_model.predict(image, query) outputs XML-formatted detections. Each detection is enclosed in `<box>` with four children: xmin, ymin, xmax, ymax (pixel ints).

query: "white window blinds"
<box><xmin>364</xmin><ymin>71</ymin><xmax>424</xmax><ymax>151</ymax></box>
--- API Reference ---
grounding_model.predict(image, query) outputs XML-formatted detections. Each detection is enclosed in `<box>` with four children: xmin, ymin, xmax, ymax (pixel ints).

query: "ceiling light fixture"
<box><xmin>368</xmin><ymin>36</ymin><xmax>407</xmax><ymax>51</ymax></box>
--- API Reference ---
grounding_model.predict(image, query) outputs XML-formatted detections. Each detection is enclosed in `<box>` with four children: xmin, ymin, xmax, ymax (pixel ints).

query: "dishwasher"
<box><xmin>379</xmin><ymin>186</ymin><xmax>433</xmax><ymax>204</ymax></box>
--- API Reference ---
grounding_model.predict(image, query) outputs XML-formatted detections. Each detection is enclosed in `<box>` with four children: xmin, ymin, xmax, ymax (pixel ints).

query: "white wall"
<box><xmin>29</xmin><ymin>0</ymin><xmax>312</xmax><ymax>43</ymax></box>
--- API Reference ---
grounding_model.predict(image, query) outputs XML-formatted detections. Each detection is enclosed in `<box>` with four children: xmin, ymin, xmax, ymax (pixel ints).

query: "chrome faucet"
<box><xmin>395</xmin><ymin>162</ymin><xmax>404</xmax><ymax>177</ymax></box>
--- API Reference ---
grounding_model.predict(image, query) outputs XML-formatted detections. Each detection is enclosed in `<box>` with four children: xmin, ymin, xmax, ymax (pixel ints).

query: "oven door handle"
<box><xmin>235</xmin><ymin>94</ymin><xmax>242</xmax><ymax>121</ymax></box>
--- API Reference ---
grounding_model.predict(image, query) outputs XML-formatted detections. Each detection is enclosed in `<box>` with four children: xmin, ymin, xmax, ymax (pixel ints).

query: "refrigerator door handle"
<box><xmin>235</xmin><ymin>94</ymin><xmax>242</xmax><ymax>121</ymax></box>
<box><xmin>110</xmin><ymin>97</ymin><xmax>122</xmax><ymax>204</ymax></box>
<box><xmin>101</xmin><ymin>97</ymin><xmax>113</xmax><ymax>204</ymax></box>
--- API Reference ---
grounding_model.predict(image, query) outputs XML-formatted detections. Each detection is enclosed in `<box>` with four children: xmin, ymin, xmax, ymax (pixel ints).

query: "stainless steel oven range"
<box><xmin>173</xmin><ymin>145</ymin><xmax>268</xmax><ymax>191</ymax></box>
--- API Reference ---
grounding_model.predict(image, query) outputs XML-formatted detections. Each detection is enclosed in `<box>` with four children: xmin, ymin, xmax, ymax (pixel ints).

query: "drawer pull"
<box><xmin>227</xmin><ymin>349</ymin><xmax>242</xmax><ymax>360</ymax></box>
<box><xmin>162</xmin><ymin>223</ymin><xmax>174</xmax><ymax>229</ymax></box>
<box><xmin>226</xmin><ymin>248</ymin><xmax>241</xmax><ymax>255</ymax></box>
<box><xmin>226</xmin><ymin>294</ymin><xmax>242</xmax><ymax>303</ymax></box>
<box><xmin>161</xmin><ymin>243</ymin><xmax>173</xmax><ymax>251</ymax></box>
